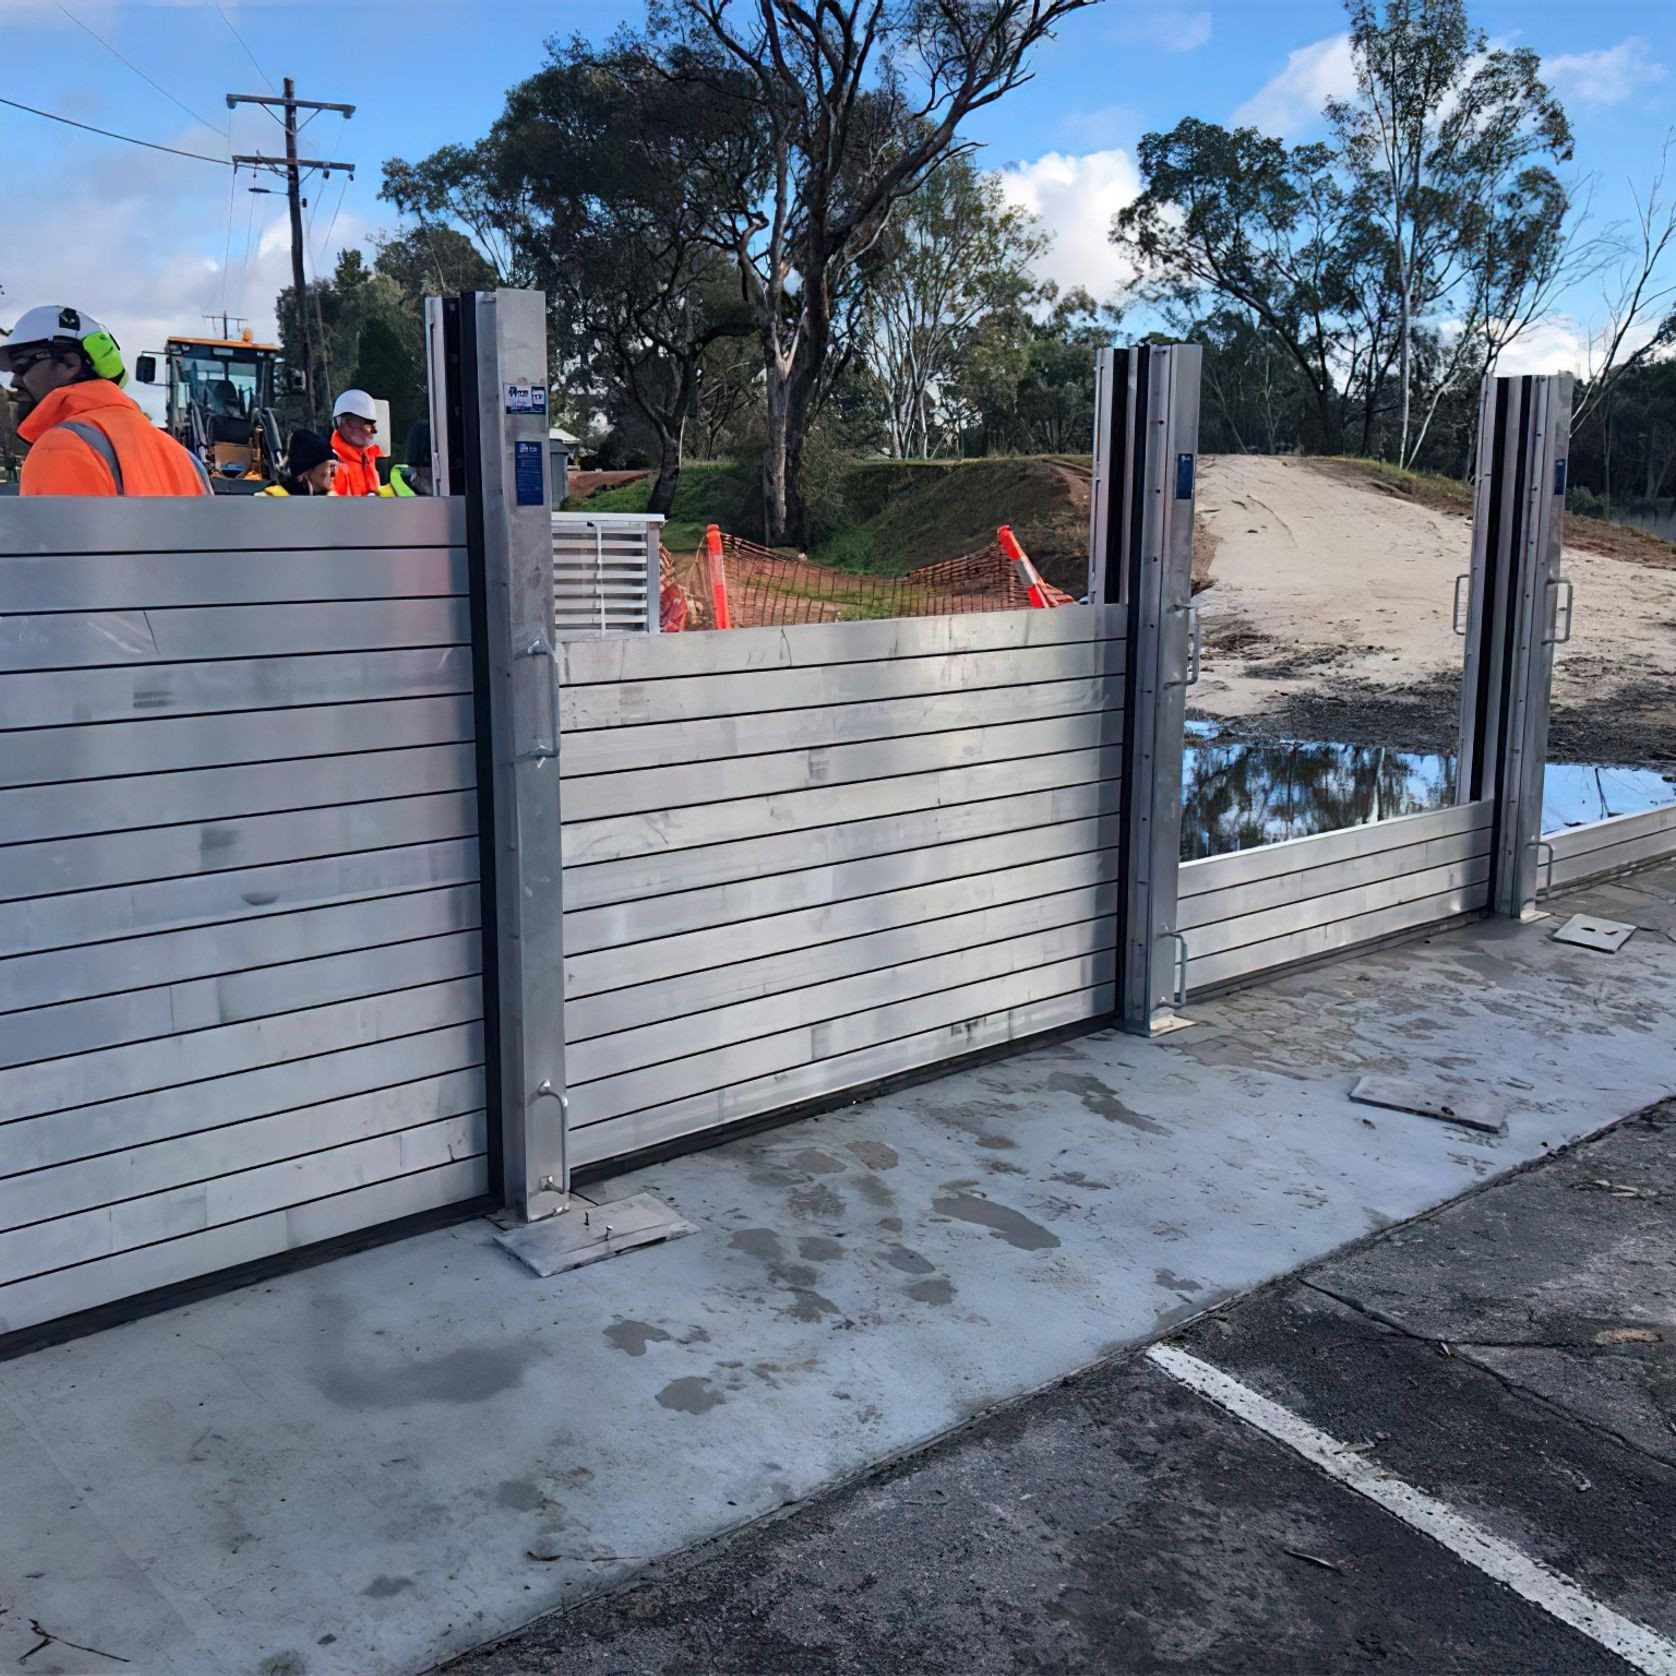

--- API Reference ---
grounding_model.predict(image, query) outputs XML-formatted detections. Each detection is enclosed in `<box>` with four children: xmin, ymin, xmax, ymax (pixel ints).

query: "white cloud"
<box><xmin>1544</xmin><ymin>37</ymin><xmax>1667</xmax><ymax>107</ymax></box>
<box><xmin>1492</xmin><ymin>319</ymin><xmax>1588</xmax><ymax>378</ymax></box>
<box><xmin>999</xmin><ymin>149</ymin><xmax>1143</xmax><ymax>301</ymax></box>
<box><xmin>1233</xmin><ymin>33</ymin><xmax>1355</xmax><ymax>137</ymax></box>
<box><xmin>1110</xmin><ymin>3</ymin><xmax>1211</xmax><ymax>54</ymax></box>
<box><xmin>0</xmin><ymin>111</ymin><xmax>365</xmax><ymax>422</ymax></box>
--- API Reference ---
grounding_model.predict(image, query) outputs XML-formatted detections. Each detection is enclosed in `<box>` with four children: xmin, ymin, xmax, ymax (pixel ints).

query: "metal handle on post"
<box><xmin>1162</xmin><ymin>930</ymin><xmax>1189</xmax><ymax>1006</ymax></box>
<box><xmin>1535</xmin><ymin>838</ymin><xmax>1556</xmax><ymax>899</ymax></box>
<box><xmin>1186</xmin><ymin>605</ymin><xmax>1202</xmax><ymax>687</ymax></box>
<box><xmin>1452</xmin><ymin>573</ymin><xmax>1472</xmax><ymax>636</ymax></box>
<box><xmin>534</xmin><ymin>1077</ymin><xmax>570</xmax><ymax>1212</ymax></box>
<box><xmin>519</xmin><ymin>637</ymin><xmax>560</xmax><ymax>762</ymax></box>
<box><xmin>1545</xmin><ymin>577</ymin><xmax>1574</xmax><ymax>645</ymax></box>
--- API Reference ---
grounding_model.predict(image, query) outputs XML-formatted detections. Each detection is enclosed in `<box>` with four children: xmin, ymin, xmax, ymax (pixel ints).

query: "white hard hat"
<box><xmin>332</xmin><ymin>388</ymin><xmax>378</xmax><ymax>422</ymax></box>
<box><xmin>0</xmin><ymin>304</ymin><xmax>126</xmax><ymax>384</ymax></box>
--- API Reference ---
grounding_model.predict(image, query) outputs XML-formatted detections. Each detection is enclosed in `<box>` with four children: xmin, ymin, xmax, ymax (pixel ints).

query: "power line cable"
<box><xmin>52</xmin><ymin>0</ymin><xmax>227</xmax><ymax>140</ymax></box>
<box><xmin>0</xmin><ymin>94</ymin><xmax>229</xmax><ymax>163</ymax></box>
<box><xmin>214</xmin><ymin>3</ymin><xmax>275</xmax><ymax>92</ymax></box>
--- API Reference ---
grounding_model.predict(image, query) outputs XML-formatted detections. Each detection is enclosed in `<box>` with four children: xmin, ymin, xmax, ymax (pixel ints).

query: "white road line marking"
<box><xmin>1146</xmin><ymin>1343</ymin><xmax>1676</xmax><ymax>1676</ymax></box>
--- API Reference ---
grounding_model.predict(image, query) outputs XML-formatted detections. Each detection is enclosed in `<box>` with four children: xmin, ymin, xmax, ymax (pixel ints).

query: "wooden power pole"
<box><xmin>228</xmin><ymin>81</ymin><xmax>355</xmax><ymax>426</ymax></box>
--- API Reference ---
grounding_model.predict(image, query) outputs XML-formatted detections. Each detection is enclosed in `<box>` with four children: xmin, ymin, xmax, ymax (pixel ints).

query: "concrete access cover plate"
<box><xmin>1551</xmin><ymin>913</ymin><xmax>1637</xmax><ymax>954</ymax></box>
<box><xmin>1349</xmin><ymin>1075</ymin><xmax>1509</xmax><ymax>1135</ymax></box>
<box><xmin>495</xmin><ymin>1192</ymin><xmax>699</xmax><ymax>1278</ymax></box>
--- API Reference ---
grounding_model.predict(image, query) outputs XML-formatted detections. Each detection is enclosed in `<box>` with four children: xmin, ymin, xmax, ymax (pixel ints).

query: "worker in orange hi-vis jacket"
<box><xmin>1</xmin><ymin>304</ymin><xmax>211</xmax><ymax>496</ymax></box>
<box><xmin>328</xmin><ymin>388</ymin><xmax>393</xmax><ymax>495</ymax></box>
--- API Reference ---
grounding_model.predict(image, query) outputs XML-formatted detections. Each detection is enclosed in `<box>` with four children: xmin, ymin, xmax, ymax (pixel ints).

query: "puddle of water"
<box><xmin>1541</xmin><ymin>761</ymin><xmax>1676</xmax><ymax>835</ymax></box>
<box><xmin>1182</xmin><ymin>724</ymin><xmax>1676</xmax><ymax>860</ymax></box>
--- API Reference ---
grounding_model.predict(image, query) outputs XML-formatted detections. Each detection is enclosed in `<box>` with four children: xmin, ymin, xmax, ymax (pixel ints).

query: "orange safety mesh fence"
<box><xmin>659</xmin><ymin>525</ymin><xmax>1075</xmax><ymax>632</ymax></box>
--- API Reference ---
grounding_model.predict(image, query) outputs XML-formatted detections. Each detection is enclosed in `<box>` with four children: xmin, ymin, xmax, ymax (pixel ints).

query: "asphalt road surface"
<box><xmin>446</xmin><ymin>1102</ymin><xmax>1676</xmax><ymax>1674</ymax></box>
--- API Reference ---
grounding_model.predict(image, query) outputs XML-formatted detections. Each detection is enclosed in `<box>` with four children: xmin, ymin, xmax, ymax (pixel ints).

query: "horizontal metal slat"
<box><xmin>560</xmin><ymin>603</ymin><xmax>1121</xmax><ymax>685</ymax></box>
<box><xmin>1178</xmin><ymin>800</ymin><xmax>1495</xmax><ymax>899</ymax></box>
<box><xmin>560</xmin><ymin>638</ymin><xmax>1126</xmax><ymax>732</ymax></box>
<box><xmin>564</xmin><ymin>744</ymin><xmax>1122</xmax><ymax>869</ymax></box>
<box><xmin>1185</xmin><ymin>855</ymin><xmax>1491</xmax><ymax>963</ymax></box>
<box><xmin>1185</xmin><ymin>881</ymin><xmax>1488</xmax><ymax>995</ymax></box>
<box><xmin>0</xmin><ymin>791</ymin><xmax>478</xmax><ymax>904</ymax></box>
<box><xmin>0</xmin><ymin>1068</ymin><xmax>486</xmax><ymax>1232</ymax></box>
<box><xmin>566</xmin><ymin>843</ymin><xmax>1118</xmax><ymax>996</ymax></box>
<box><xmin>572</xmin><ymin>920</ymin><xmax>1111</xmax><ymax>1086</ymax></box>
<box><xmin>0</xmin><ymin>975</ymin><xmax>483</xmax><ymax>1124</ymax></box>
<box><xmin>0</xmin><ymin>744</ymin><xmax>476</xmax><ymax>845</ymax></box>
<box><xmin>563</xmin><ymin>775</ymin><xmax>1122</xmax><ymax>911</ymax></box>
<box><xmin>0</xmin><ymin>599</ymin><xmax>470</xmax><ymax>674</ymax></box>
<box><xmin>571</xmin><ymin>976</ymin><xmax>1114</xmax><ymax>1160</ymax></box>
<box><xmin>0</xmin><ymin>647</ymin><xmax>474</xmax><ymax>730</ymax></box>
<box><xmin>0</xmin><ymin>547</ymin><xmax>468</xmax><ymax>612</ymax></box>
<box><xmin>1178</xmin><ymin>828</ymin><xmax>1490</xmax><ymax>933</ymax></box>
<box><xmin>0</xmin><ymin>494</ymin><xmax>466</xmax><ymax>556</ymax></box>
<box><xmin>0</xmin><ymin>1158</ymin><xmax>486</xmax><ymax>1337</ymax></box>
<box><xmin>1543</xmin><ymin>803</ymin><xmax>1676</xmax><ymax>894</ymax></box>
<box><xmin>564</xmin><ymin>796</ymin><xmax>1122</xmax><ymax>953</ymax></box>
<box><xmin>563</xmin><ymin>712</ymin><xmax>1124</xmax><ymax>825</ymax></box>
<box><xmin>0</xmin><ymin>839</ymin><xmax>480</xmax><ymax>958</ymax></box>
<box><xmin>5</xmin><ymin>1021</ymin><xmax>484</xmax><ymax>1177</ymax></box>
<box><xmin>567</xmin><ymin>945</ymin><xmax>1117</xmax><ymax>1129</ymax></box>
<box><xmin>0</xmin><ymin>695</ymin><xmax>476</xmax><ymax>789</ymax></box>
<box><xmin>1</xmin><ymin>885</ymin><xmax>481</xmax><ymax>1014</ymax></box>
<box><xmin>0</xmin><ymin>931</ymin><xmax>482</xmax><ymax>1070</ymax></box>
<box><xmin>0</xmin><ymin>1111</ymin><xmax>485</xmax><ymax>1289</ymax></box>
<box><xmin>558</xmin><ymin>675</ymin><xmax>1124</xmax><ymax>779</ymax></box>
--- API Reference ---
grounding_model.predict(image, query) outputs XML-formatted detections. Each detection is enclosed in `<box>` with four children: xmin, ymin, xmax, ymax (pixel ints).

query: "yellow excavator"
<box><xmin>135</xmin><ymin>317</ymin><xmax>286</xmax><ymax>492</ymax></box>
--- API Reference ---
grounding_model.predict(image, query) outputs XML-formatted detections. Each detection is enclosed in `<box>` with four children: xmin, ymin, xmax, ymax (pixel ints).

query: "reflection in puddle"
<box><xmin>1183</xmin><ymin>724</ymin><xmax>1676</xmax><ymax>861</ymax></box>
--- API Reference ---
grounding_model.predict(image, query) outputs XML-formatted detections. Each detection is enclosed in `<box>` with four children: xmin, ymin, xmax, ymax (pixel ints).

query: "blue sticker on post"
<box><xmin>1554</xmin><ymin>458</ymin><xmax>1567</xmax><ymax>496</ymax></box>
<box><xmin>514</xmin><ymin>440</ymin><xmax>545</xmax><ymax>507</ymax></box>
<box><xmin>1175</xmin><ymin>452</ymin><xmax>1195</xmax><ymax>499</ymax></box>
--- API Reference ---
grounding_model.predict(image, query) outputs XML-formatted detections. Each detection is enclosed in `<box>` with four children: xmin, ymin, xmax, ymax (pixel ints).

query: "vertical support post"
<box><xmin>463</xmin><ymin>289</ymin><xmax>570</xmax><ymax>1221</ymax></box>
<box><xmin>1094</xmin><ymin>344</ymin><xmax>1202</xmax><ymax>1032</ymax></box>
<box><xmin>1458</xmin><ymin>372</ymin><xmax>1573</xmax><ymax>918</ymax></box>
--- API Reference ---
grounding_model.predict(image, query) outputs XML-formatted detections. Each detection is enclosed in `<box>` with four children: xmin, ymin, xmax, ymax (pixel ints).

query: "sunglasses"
<box><xmin>6</xmin><ymin>351</ymin><xmax>52</xmax><ymax>381</ymax></box>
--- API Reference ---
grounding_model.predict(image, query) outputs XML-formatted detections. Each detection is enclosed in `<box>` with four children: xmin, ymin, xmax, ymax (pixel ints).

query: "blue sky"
<box><xmin>4</xmin><ymin>0</ymin><xmax>1673</xmax><ymax>410</ymax></box>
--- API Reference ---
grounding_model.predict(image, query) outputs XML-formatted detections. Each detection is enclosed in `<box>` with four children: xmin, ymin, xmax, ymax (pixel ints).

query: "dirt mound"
<box><xmin>1190</xmin><ymin>453</ymin><xmax>1676</xmax><ymax>768</ymax></box>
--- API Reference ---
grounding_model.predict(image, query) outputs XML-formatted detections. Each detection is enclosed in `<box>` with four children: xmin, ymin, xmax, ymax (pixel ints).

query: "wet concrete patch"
<box><xmin>314</xmin><ymin>1344</ymin><xmax>536</xmax><ymax>1409</ymax></box>
<box><xmin>905</xmin><ymin>1278</ymin><xmax>956</xmax><ymax>1306</ymax></box>
<box><xmin>930</xmin><ymin>1191</ymin><xmax>1061</xmax><ymax>1252</ymax></box>
<box><xmin>604</xmin><ymin>1321</ymin><xmax>673</xmax><ymax>1358</ymax></box>
<box><xmin>655</xmin><ymin>1378</ymin><xmax>725</xmax><ymax>1415</ymax></box>
<box><xmin>846</xmin><ymin>1140</ymin><xmax>899</xmax><ymax>1171</ymax></box>
<box><xmin>1042</xmin><ymin>1071</ymin><xmax>1169</xmax><ymax>1135</ymax></box>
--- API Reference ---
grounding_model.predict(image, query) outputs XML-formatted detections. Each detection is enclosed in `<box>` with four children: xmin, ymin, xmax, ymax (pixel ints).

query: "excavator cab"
<box><xmin>136</xmin><ymin>323</ymin><xmax>284</xmax><ymax>490</ymax></box>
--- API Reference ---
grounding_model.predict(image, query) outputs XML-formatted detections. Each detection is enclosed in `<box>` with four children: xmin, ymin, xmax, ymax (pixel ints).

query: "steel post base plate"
<box><xmin>1551</xmin><ymin>913</ymin><xmax>1637</xmax><ymax>954</ymax></box>
<box><xmin>494</xmin><ymin>1192</ymin><xmax>699</xmax><ymax>1278</ymax></box>
<box><xmin>1349</xmin><ymin>1075</ymin><xmax>1509</xmax><ymax>1135</ymax></box>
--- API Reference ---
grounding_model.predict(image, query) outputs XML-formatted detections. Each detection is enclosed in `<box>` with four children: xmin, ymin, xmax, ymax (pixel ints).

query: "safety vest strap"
<box><xmin>59</xmin><ymin>420</ymin><xmax>124</xmax><ymax>494</ymax></box>
<box><xmin>57</xmin><ymin>418</ymin><xmax>215</xmax><ymax>497</ymax></box>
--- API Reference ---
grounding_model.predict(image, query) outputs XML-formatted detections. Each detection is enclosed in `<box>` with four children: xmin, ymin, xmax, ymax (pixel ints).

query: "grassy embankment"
<box><xmin>565</xmin><ymin>456</ymin><xmax>1094</xmax><ymax>592</ymax></box>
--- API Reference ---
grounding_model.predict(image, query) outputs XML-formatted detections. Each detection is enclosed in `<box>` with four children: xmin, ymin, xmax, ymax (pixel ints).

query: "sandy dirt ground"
<box><xmin>1192</xmin><ymin>454</ymin><xmax>1676</xmax><ymax>766</ymax></box>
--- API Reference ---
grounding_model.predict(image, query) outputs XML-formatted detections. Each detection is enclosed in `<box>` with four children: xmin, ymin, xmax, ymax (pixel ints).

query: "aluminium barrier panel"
<box><xmin>553</xmin><ymin>606</ymin><xmax>1126</xmax><ymax>1169</ymax></box>
<box><xmin>1540</xmin><ymin>803</ymin><xmax>1676</xmax><ymax>896</ymax></box>
<box><xmin>1178</xmin><ymin>801</ymin><xmax>1495</xmax><ymax>996</ymax></box>
<box><xmin>0</xmin><ymin>497</ymin><xmax>491</xmax><ymax>1339</ymax></box>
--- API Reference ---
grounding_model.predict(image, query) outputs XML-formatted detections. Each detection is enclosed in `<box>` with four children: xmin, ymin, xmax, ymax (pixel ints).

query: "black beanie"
<box><xmin>405</xmin><ymin>419</ymin><xmax>431</xmax><ymax>469</ymax></box>
<box><xmin>286</xmin><ymin>430</ymin><xmax>332</xmax><ymax>475</ymax></box>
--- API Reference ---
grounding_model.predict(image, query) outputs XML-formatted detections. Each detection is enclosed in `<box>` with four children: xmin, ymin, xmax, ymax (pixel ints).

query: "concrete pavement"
<box><xmin>2</xmin><ymin>862</ymin><xmax>1674</xmax><ymax>1675</ymax></box>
